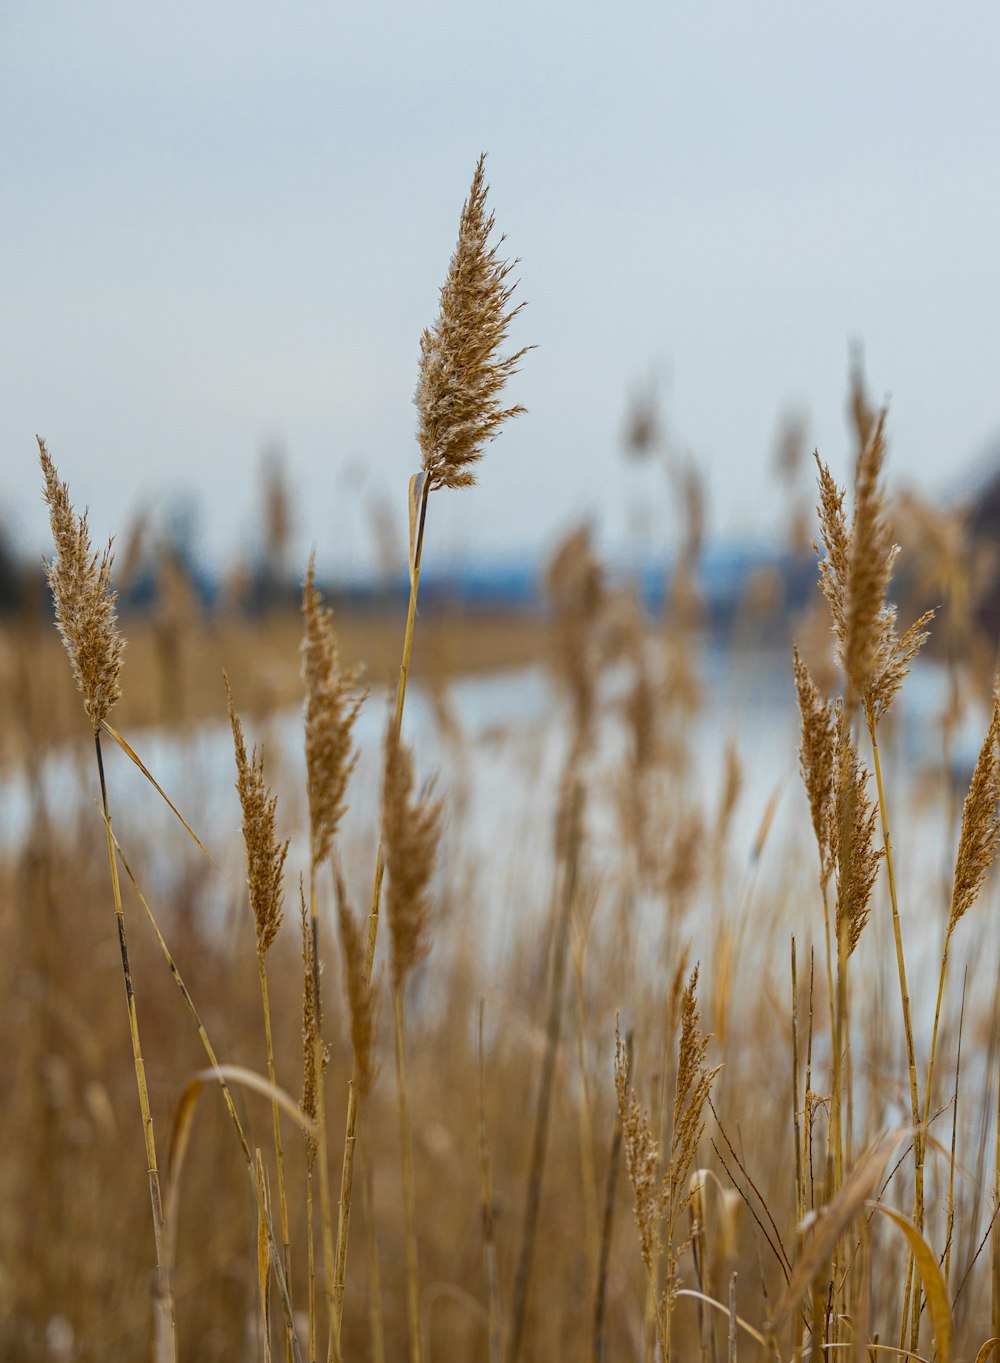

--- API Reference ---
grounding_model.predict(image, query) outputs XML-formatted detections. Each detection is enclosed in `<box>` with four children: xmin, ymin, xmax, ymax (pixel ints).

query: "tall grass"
<box><xmin>7</xmin><ymin>173</ymin><xmax>1000</xmax><ymax>1363</ymax></box>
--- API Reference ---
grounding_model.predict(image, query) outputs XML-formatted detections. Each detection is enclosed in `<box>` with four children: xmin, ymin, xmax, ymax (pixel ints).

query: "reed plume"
<box><xmin>300</xmin><ymin>890</ymin><xmax>324</xmax><ymax>1164</ymax></box>
<box><xmin>545</xmin><ymin>525</ymin><xmax>605</xmax><ymax>750</ymax></box>
<box><xmin>39</xmin><ymin>438</ymin><xmax>124</xmax><ymax>732</ymax></box>
<box><xmin>793</xmin><ymin>646</ymin><xmax>837</xmax><ymax>889</ymax></box>
<box><xmin>616</xmin><ymin>970</ymin><xmax>719</xmax><ymax>1362</ymax></box>
<box><xmin>831</xmin><ymin>704</ymin><xmax>881</xmax><ymax>963</ymax></box>
<box><xmin>383</xmin><ymin>727</ymin><xmax>443</xmax><ymax>994</ymax></box>
<box><xmin>949</xmin><ymin>687</ymin><xmax>1000</xmax><ymax>935</ymax></box>
<box><xmin>302</xmin><ymin>555</ymin><xmax>365</xmax><ymax>870</ymax></box>
<box><xmin>227</xmin><ymin>680</ymin><xmax>289</xmax><ymax>956</ymax></box>
<box><xmin>924</xmin><ymin>688</ymin><xmax>1000</xmax><ymax>1202</ymax></box>
<box><xmin>334</xmin><ymin>867</ymin><xmax>377</xmax><ymax>1101</ymax></box>
<box><xmin>227</xmin><ymin>678</ymin><xmax>293</xmax><ymax>1319</ymax></box>
<box><xmin>415</xmin><ymin>153</ymin><xmax>530</xmax><ymax>491</ymax></box>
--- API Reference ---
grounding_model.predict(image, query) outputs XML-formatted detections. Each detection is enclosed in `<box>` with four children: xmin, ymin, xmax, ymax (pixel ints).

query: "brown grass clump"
<box><xmin>39</xmin><ymin>437</ymin><xmax>125</xmax><ymax>732</ymax></box>
<box><xmin>415</xmin><ymin>154</ymin><xmax>530</xmax><ymax>492</ymax></box>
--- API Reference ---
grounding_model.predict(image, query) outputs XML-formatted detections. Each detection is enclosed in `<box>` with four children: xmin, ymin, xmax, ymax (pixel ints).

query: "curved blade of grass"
<box><xmin>165</xmin><ymin>1064</ymin><xmax>317</xmax><ymax>1254</ymax></box>
<box><xmin>675</xmin><ymin>1289</ymin><xmax>766</xmax><ymax>1346</ymax></box>
<box><xmin>100</xmin><ymin>719</ymin><xmax>213</xmax><ymax>860</ymax></box>
<box><xmin>776</xmin><ymin>1129</ymin><xmax>909</xmax><ymax>1325</ymax></box>
<box><xmin>870</xmin><ymin>1204</ymin><xmax>952</xmax><ymax>1363</ymax></box>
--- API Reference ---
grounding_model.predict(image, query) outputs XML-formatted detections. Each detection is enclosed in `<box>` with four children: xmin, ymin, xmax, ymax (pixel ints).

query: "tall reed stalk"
<box><xmin>40</xmin><ymin>441</ymin><xmax>177</xmax><ymax>1363</ymax></box>
<box><xmin>331</xmin><ymin>152</ymin><xmax>529</xmax><ymax>1345</ymax></box>
<box><xmin>226</xmin><ymin>682</ymin><xmax>293</xmax><ymax>1353</ymax></box>
<box><xmin>382</xmin><ymin>727</ymin><xmax>443</xmax><ymax>1363</ymax></box>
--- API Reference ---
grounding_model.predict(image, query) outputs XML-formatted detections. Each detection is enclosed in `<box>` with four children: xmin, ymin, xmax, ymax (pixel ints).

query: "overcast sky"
<box><xmin>3</xmin><ymin>2</ymin><xmax>999</xmax><ymax>579</ymax></box>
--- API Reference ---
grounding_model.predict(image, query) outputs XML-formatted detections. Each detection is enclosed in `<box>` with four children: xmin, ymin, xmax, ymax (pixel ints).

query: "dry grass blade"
<box><xmin>100</xmin><ymin>720</ymin><xmax>213</xmax><ymax>859</ymax></box>
<box><xmin>415</xmin><ymin>153</ymin><xmax>531</xmax><ymax>491</ymax></box>
<box><xmin>870</xmin><ymin>1205</ymin><xmax>952</xmax><ymax>1363</ymax></box>
<box><xmin>775</xmin><ymin>1130</ymin><xmax>908</xmax><ymax>1326</ymax></box>
<box><xmin>165</xmin><ymin>1064</ymin><xmax>318</xmax><ymax>1239</ymax></box>
<box><xmin>674</xmin><ymin>1290</ymin><xmax>766</xmax><ymax>1347</ymax></box>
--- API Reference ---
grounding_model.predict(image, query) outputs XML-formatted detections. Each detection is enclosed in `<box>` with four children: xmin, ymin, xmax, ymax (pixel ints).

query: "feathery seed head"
<box><xmin>843</xmin><ymin>412</ymin><xmax>894</xmax><ymax>706</ymax></box>
<box><xmin>227</xmin><ymin>677</ymin><xmax>288</xmax><ymax>956</ymax></box>
<box><xmin>832</xmin><ymin>704</ymin><xmax>881</xmax><ymax>960</ymax></box>
<box><xmin>813</xmin><ymin>416</ymin><xmax>932</xmax><ymax>720</ymax></box>
<box><xmin>415</xmin><ymin>154</ymin><xmax>531</xmax><ymax>491</ymax></box>
<box><xmin>39</xmin><ymin>439</ymin><xmax>125</xmax><ymax>732</ymax></box>
<box><xmin>334</xmin><ymin>868</ymin><xmax>378</xmax><ymax>1099</ymax></box>
<box><xmin>301</xmin><ymin>556</ymin><xmax>365</xmax><ymax>869</ymax></box>
<box><xmin>614</xmin><ymin>1020</ymin><xmax>662</xmax><ymax>1273</ymax></box>
<box><xmin>793</xmin><ymin>645</ymin><xmax>837</xmax><ymax>885</ymax></box>
<box><xmin>299</xmin><ymin>885</ymin><xmax>329</xmax><ymax>1166</ymax></box>
<box><xmin>545</xmin><ymin>525</ymin><xmax>605</xmax><ymax>742</ymax></box>
<box><xmin>383</xmin><ymin>727</ymin><xmax>444</xmax><ymax>992</ymax></box>
<box><xmin>950</xmin><ymin>687</ymin><xmax>1000</xmax><ymax>933</ymax></box>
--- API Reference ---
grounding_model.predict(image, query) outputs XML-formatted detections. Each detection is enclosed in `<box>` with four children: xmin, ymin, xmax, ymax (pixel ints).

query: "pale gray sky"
<box><xmin>4</xmin><ymin>2</ymin><xmax>999</xmax><ymax>578</ymax></box>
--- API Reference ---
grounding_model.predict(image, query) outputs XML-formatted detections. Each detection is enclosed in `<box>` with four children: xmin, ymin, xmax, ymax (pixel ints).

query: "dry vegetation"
<box><xmin>5</xmin><ymin>159</ymin><xmax>1000</xmax><ymax>1363</ymax></box>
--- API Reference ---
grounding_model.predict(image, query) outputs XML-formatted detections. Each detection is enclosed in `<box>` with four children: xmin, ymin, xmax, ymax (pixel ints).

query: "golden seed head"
<box><xmin>39</xmin><ymin>438</ymin><xmax>125</xmax><ymax>732</ymax></box>
<box><xmin>415</xmin><ymin>153</ymin><xmax>530</xmax><ymax>492</ymax></box>
<box><xmin>950</xmin><ymin>687</ymin><xmax>1000</xmax><ymax>933</ymax></box>
<box><xmin>614</xmin><ymin>1019</ymin><xmax>661</xmax><ymax>1273</ymax></box>
<box><xmin>301</xmin><ymin>555</ymin><xmax>365</xmax><ymax>869</ymax></box>
<box><xmin>334</xmin><ymin>867</ymin><xmax>377</xmax><ymax>1099</ymax></box>
<box><xmin>666</xmin><ymin>967</ymin><xmax>719</xmax><ymax>1215</ymax></box>
<box><xmin>545</xmin><ymin>525</ymin><xmax>604</xmax><ymax>742</ymax></box>
<box><xmin>813</xmin><ymin>415</ymin><xmax>932</xmax><ymax>720</ymax></box>
<box><xmin>793</xmin><ymin>645</ymin><xmax>837</xmax><ymax>885</ymax></box>
<box><xmin>382</xmin><ymin>726</ymin><xmax>444</xmax><ymax>992</ymax></box>
<box><xmin>299</xmin><ymin>886</ymin><xmax>326</xmax><ymax>1165</ymax></box>
<box><xmin>227</xmin><ymin>677</ymin><xmax>288</xmax><ymax>956</ymax></box>
<box><xmin>832</xmin><ymin>704</ymin><xmax>881</xmax><ymax>960</ymax></box>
